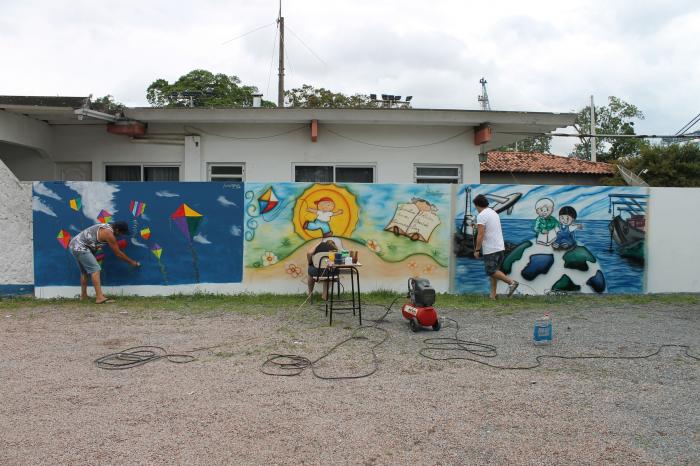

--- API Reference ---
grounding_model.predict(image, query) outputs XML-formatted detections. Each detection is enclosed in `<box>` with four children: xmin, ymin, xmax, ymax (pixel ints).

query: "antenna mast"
<box><xmin>478</xmin><ymin>78</ymin><xmax>491</xmax><ymax>111</ymax></box>
<box><xmin>277</xmin><ymin>1</ymin><xmax>285</xmax><ymax>107</ymax></box>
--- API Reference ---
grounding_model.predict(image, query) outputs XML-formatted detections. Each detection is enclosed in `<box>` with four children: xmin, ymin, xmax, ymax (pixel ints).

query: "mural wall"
<box><xmin>30</xmin><ymin>181</ymin><xmax>651</xmax><ymax>297</ymax></box>
<box><xmin>243</xmin><ymin>183</ymin><xmax>452</xmax><ymax>292</ymax></box>
<box><xmin>33</xmin><ymin>182</ymin><xmax>244</xmax><ymax>290</ymax></box>
<box><xmin>453</xmin><ymin>184</ymin><xmax>648</xmax><ymax>294</ymax></box>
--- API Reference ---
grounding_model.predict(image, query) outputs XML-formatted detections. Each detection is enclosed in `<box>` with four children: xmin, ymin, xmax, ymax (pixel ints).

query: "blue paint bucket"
<box><xmin>533</xmin><ymin>314</ymin><xmax>553</xmax><ymax>345</ymax></box>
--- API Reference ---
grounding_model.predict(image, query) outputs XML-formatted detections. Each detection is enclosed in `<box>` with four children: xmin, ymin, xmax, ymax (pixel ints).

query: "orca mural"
<box><xmin>453</xmin><ymin>184</ymin><xmax>648</xmax><ymax>294</ymax></box>
<box><xmin>32</xmin><ymin>181</ymin><xmax>244</xmax><ymax>291</ymax></box>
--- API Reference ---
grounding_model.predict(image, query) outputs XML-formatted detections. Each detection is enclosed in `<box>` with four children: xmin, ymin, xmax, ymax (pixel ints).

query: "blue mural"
<box><xmin>454</xmin><ymin>184</ymin><xmax>648</xmax><ymax>294</ymax></box>
<box><xmin>32</xmin><ymin>182</ymin><xmax>244</xmax><ymax>287</ymax></box>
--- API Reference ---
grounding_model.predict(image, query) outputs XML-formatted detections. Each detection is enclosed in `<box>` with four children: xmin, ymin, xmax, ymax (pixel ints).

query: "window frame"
<box><xmin>207</xmin><ymin>163</ymin><xmax>246</xmax><ymax>182</ymax></box>
<box><xmin>104</xmin><ymin>163</ymin><xmax>181</xmax><ymax>182</ymax></box>
<box><xmin>292</xmin><ymin>162</ymin><xmax>376</xmax><ymax>183</ymax></box>
<box><xmin>413</xmin><ymin>164</ymin><xmax>462</xmax><ymax>184</ymax></box>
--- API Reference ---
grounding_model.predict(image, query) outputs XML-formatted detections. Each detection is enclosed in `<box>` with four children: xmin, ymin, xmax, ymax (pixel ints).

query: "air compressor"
<box><xmin>401</xmin><ymin>278</ymin><xmax>441</xmax><ymax>332</ymax></box>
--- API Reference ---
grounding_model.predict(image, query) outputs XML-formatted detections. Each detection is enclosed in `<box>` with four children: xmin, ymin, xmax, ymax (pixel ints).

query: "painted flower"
<box><xmin>366</xmin><ymin>239</ymin><xmax>382</xmax><ymax>253</ymax></box>
<box><xmin>261</xmin><ymin>251</ymin><xmax>278</xmax><ymax>266</ymax></box>
<box><xmin>407</xmin><ymin>260</ymin><xmax>418</xmax><ymax>272</ymax></box>
<box><xmin>422</xmin><ymin>265</ymin><xmax>436</xmax><ymax>275</ymax></box>
<box><xmin>285</xmin><ymin>263</ymin><xmax>303</xmax><ymax>278</ymax></box>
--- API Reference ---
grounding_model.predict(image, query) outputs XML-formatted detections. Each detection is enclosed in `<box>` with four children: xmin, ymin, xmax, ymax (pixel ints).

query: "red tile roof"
<box><xmin>481</xmin><ymin>151</ymin><xmax>616</xmax><ymax>175</ymax></box>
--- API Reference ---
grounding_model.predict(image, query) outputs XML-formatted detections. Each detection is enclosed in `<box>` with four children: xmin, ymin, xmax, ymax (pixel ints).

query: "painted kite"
<box><xmin>130</xmin><ymin>200</ymin><xmax>146</xmax><ymax>217</ymax></box>
<box><xmin>140</xmin><ymin>227</ymin><xmax>151</xmax><ymax>241</ymax></box>
<box><xmin>170</xmin><ymin>203</ymin><xmax>203</xmax><ymax>282</ymax></box>
<box><xmin>56</xmin><ymin>229</ymin><xmax>72</xmax><ymax>249</ymax></box>
<box><xmin>170</xmin><ymin>203</ymin><xmax>204</xmax><ymax>242</ymax></box>
<box><xmin>97</xmin><ymin>209</ymin><xmax>113</xmax><ymax>224</ymax></box>
<box><xmin>258</xmin><ymin>187</ymin><xmax>279</xmax><ymax>214</ymax></box>
<box><xmin>69</xmin><ymin>198</ymin><xmax>81</xmax><ymax>211</ymax></box>
<box><xmin>151</xmin><ymin>243</ymin><xmax>163</xmax><ymax>260</ymax></box>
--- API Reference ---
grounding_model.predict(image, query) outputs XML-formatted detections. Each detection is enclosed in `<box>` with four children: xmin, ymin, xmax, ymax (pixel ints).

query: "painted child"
<box><xmin>533</xmin><ymin>198</ymin><xmax>559</xmax><ymax>246</ymax></box>
<box><xmin>304</xmin><ymin>197</ymin><xmax>344</xmax><ymax>238</ymax></box>
<box><xmin>552</xmin><ymin>206</ymin><xmax>584</xmax><ymax>250</ymax></box>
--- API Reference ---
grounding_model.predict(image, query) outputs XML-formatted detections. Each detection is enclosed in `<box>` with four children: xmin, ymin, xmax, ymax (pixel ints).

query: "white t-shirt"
<box><xmin>476</xmin><ymin>207</ymin><xmax>505</xmax><ymax>254</ymax></box>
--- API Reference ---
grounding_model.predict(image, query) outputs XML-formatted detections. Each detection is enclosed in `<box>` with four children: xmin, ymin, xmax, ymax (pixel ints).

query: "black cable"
<box><xmin>420</xmin><ymin>318</ymin><xmax>699</xmax><ymax>369</ymax></box>
<box><xmin>261</xmin><ymin>297</ymin><xmax>401</xmax><ymax>380</ymax></box>
<box><xmin>94</xmin><ymin>346</ymin><xmax>196</xmax><ymax>370</ymax></box>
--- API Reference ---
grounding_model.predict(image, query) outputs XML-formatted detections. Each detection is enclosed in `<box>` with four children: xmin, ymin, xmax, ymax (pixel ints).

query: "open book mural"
<box><xmin>385</xmin><ymin>198</ymin><xmax>441</xmax><ymax>242</ymax></box>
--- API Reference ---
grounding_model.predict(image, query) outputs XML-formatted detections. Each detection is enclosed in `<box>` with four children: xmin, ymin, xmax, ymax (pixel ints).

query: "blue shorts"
<box><xmin>70</xmin><ymin>249</ymin><xmax>101</xmax><ymax>275</ymax></box>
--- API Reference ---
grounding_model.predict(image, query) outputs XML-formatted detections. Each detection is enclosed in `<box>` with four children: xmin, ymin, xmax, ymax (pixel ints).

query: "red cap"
<box><xmin>315</xmin><ymin>197</ymin><xmax>334</xmax><ymax>205</ymax></box>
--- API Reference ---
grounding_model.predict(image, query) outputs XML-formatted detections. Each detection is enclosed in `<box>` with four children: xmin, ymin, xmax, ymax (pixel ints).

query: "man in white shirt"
<box><xmin>473</xmin><ymin>194</ymin><xmax>519</xmax><ymax>299</ymax></box>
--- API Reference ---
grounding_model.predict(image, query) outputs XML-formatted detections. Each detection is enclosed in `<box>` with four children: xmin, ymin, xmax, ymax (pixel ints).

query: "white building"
<box><xmin>0</xmin><ymin>96</ymin><xmax>575</xmax><ymax>184</ymax></box>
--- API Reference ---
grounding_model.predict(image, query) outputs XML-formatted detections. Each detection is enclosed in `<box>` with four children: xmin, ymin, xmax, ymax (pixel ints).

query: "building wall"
<box><xmin>8</xmin><ymin>174</ymin><xmax>700</xmax><ymax>296</ymax></box>
<box><xmin>646</xmin><ymin>187</ymin><xmax>700</xmax><ymax>293</ymax></box>
<box><xmin>7</xmin><ymin>123</ymin><xmax>479</xmax><ymax>184</ymax></box>
<box><xmin>480</xmin><ymin>172</ymin><xmax>609</xmax><ymax>186</ymax></box>
<box><xmin>0</xmin><ymin>159</ymin><xmax>33</xmax><ymax>289</ymax></box>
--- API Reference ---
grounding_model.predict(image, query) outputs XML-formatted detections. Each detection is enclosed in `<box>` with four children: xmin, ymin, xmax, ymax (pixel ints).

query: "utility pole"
<box><xmin>590</xmin><ymin>95</ymin><xmax>597</xmax><ymax>162</ymax></box>
<box><xmin>277</xmin><ymin>1</ymin><xmax>285</xmax><ymax>108</ymax></box>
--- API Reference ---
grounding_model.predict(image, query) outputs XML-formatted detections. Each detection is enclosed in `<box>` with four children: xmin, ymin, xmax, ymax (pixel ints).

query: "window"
<box><xmin>414</xmin><ymin>164</ymin><xmax>462</xmax><ymax>184</ymax></box>
<box><xmin>208</xmin><ymin>164</ymin><xmax>245</xmax><ymax>182</ymax></box>
<box><xmin>105</xmin><ymin>164</ymin><xmax>180</xmax><ymax>182</ymax></box>
<box><xmin>294</xmin><ymin>164</ymin><xmax>375</xmax><ymax>183</ymax></box>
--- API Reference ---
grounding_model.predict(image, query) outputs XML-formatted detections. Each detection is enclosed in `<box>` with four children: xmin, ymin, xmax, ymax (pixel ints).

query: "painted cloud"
<box><xmin>66</xmin><ymin>181</ymin><xmax>119</xmax><ymax>222</ymax></box>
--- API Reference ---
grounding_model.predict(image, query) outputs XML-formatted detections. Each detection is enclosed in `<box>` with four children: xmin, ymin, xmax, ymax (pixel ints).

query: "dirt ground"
<box><xmin>1</xmin><ymin>299</ymin><xmax>698</xmax><ymax>465</ymax></box>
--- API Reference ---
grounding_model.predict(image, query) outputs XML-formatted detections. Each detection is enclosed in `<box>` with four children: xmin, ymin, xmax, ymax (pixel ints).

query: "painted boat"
<box><xmin>607</xmin><ymin>193</ymin><xmax>648</xmax><ymax>263</ymax></box>
<box><xmin>454</xmin><ymin>188</ymin><xmax>522</xmax><ymax>258</ymax></box>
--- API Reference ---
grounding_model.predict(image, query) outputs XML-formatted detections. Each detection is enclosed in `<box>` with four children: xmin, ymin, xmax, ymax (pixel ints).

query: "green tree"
<box><xmin>285</xmin><ymin>84</ymin><xmax>388</xmax><ymax>108</ymax></box>
<box><xmin>615</xmin><ymin>143</ymin><xmax>700</xmax><ymax>187</ymax></box>
<box><xmin>90</xmin><ymin>95</ymin><xmax>125</xmax><ymax>114</ymax></box>
<box><xmin>146</xmin><ymin>69</ymin><xmax>275</xmax><ymax>108</ymax></box>
<box><xmin>498</xmin><ymin>135</ymin><xmax>552</xmax><ymax>153</ymax></box>
<box><xmin>571</xmin><ymin>96</ymin><xmax>646</xmax><ymax>161</ymax></box>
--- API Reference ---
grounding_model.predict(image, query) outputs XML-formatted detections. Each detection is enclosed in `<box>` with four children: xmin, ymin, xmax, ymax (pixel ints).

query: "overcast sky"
<box><xmin>1</xmin><ymin>0</ymin><xmax>698</xmax><ymax>154</ymax></box>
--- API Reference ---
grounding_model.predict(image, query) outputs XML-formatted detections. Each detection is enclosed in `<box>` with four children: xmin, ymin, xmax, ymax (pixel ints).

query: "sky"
<box><xmin>1</xmin><ymin>0</ymin><xmax>699</xmax><ymax>155</ymax></box>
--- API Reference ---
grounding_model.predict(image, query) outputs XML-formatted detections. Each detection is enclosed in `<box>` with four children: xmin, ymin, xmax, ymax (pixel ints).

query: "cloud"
<box><xmin>193</xmin><ymin>233</ymin><xmax>211</xmax><ymax>244</ymax></box>
<box><xmin>217</xmin><ymin>195</ymin><xmax>237</xmax><ymax>207</ymax></box>
<box><xmin>155</xmin><ymin>190</ymin><xmax>179</xmax><ymax>198</ymax></box>
<box><xmin>141</xmin><ymin>213</ymin><xmax>150</xmax><ymax>221</ymax></box>
<box><xmin>33</xmin><ymin>182</ymin><xmax>62</xmax><ymax>200</ymax></box>
<box><xmin>69</xmin><ymin>224</ymin><xmax>79</xmax><ymax>232</ymax></box>
<box><xmin>230</xmin><ymin>225</ymin><xmax>242</xmax><ymax>237</ymax></box>
<box><xmin>32</xmin><ymin>196</ymin><xmax>57</xmax><ymax>217</ymax></box>
<box><xmin>130</xmin><ymin>237</ymin><xmax>147</xmax><ymax>248</ymax></box>
<box><xmin>66</xmin><ymin>182</ymin><xmax>119</xmax><ymax>222</ymax></box>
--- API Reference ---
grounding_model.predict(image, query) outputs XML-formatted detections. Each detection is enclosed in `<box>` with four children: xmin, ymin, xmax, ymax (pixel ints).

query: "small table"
<box><xmin>326</xmin><ymin>263</ymin><xmax>362</xmax><ymax>326</ymax></box>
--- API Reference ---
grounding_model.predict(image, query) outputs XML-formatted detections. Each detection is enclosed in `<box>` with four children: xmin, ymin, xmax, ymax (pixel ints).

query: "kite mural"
<box><xmin>453</xmin><ymin>184</ymin><xmax>648</xmax><ymax>294</ymax></box>
<box><xmin>56</xmin><ymin>229</ymin><xmax>71</xmax><ymax>249</ymax></box>
<box><xmin>32</xmin><ymin>181</ymin><xmax>244</xmax><ymax>293</ymax></box>
<box><xmin>69</xmin><ymin>198</ymin><xmax>81</xmax><ymax>211</ymax></box>
<box><xmin>244</xmin><ymin>182</ymin><xmax>451</xmax><ymax>293</ymax></box>
<box><xmin>150</xmin><ymin>243</ymin><xmax>168</xmax><ymax>283</ymax></box>
<box><xmin>97</xmin><ymin>209</ymin><xmax>112</xmax><ymax>224</ymax></box>
<box><xmin>170</xmin><ymin>203</ymin><xmax>204</xmax><ymax>282</ymax></box>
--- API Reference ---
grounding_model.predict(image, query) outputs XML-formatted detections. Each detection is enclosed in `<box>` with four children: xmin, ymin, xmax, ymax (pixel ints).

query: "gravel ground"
<box><xmin>1</xmin><ymin>300</ymin><xmax>698</xmax><ymax>465</ymax></box>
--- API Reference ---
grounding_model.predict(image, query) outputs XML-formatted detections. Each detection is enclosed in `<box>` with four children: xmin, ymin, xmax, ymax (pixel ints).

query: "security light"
<box><xmin>406</xmin><ymin>96</ymin><xmax>413</xmax><ymax>102</ymax></box>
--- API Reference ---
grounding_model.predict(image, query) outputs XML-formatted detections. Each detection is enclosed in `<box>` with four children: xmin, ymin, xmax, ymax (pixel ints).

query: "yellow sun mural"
<box><xmin>292</xmin><ymin>184</ymin><xmax>359</xmax><ymax>239</ymax></box>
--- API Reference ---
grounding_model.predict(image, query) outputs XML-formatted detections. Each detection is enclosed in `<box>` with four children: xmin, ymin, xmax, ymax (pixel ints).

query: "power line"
<box><xmin>498</xmin><ymin>131</ymin><xmax>699</xmax><ymax>139</ymax></box>
<box><xmin>326</xmin><ymin>127</ymin><xmax>469</xmax><ymax>149</ymax></box>
<box><xmin>221</xmin><ymin>22</ymin><xmax>276</xmax><ymax>45</ymax></box>
<box><xmin>287</xmin><ymin>25</ymin><xmax>328</xmax><ymax>67</ymax></box>
<box><xmin>675</xmin><ymin>113</ymin><xmax>700</xmax><ymax>135</ymax></box>
<box><xmin>266</xmin><ymin>27</ymin><xmax>279</xmax><ymax>99</ymax></box>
